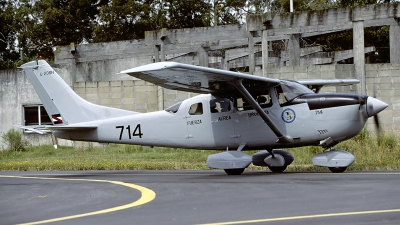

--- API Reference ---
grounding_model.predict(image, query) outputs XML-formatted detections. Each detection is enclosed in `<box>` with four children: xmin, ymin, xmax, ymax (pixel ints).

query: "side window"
<box><xmin>210</xmin><ymin>98</ymin><xmax>231</xmax><ymax>113</ymax></box>
<box><xmin>275</xmin><ymin>85</ymin><xmax>288</xmax><ymax>105</ymax></box>
<box><xmin>256</xmin><ymin>94</ymin><xmax>273</xmax><ymax>108</ymax></box>
<box><xmin>188</xmin><ymin>103</ymin><xmax>203</xmax><ymax>115</ymax></box>
<box><xmin>235</xmin><ymin>91</ymin><xmax>272</xmax><ymax>111</ymax></box>
<box><xmin>236</xmin><ymin>97</ymin><xmax>252</xmax><ymax>111</ymax></box>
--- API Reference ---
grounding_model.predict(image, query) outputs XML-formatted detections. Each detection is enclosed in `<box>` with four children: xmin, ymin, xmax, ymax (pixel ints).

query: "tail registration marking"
<box><xmin>116</xmin><ymin>124</ymin><xmax>143</xmax><ymax>140</ymax></box>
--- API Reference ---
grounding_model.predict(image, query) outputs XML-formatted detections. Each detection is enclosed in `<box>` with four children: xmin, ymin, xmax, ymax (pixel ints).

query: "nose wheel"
<box><xmin>224</xmin><ymin>168</ymin><xmax>245</xmax><ymax>175</ymax></box>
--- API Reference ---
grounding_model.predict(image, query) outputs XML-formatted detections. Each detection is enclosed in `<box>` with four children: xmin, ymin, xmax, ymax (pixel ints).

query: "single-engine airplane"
<box><xmin>20</xmin><ymin>60</ymin><xmax>388</xmax><ymax>175</ymax></box>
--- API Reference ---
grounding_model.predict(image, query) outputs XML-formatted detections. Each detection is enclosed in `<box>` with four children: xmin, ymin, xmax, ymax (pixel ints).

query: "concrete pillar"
<box><xmin>198</xmin><ymin>47</ymin><xmax>209</xmax><ymax>67</ymax></box>
<box><xmin>69</xmin><ymin>42</ymin><xmax>77</xmax><ymax>85</ymax></box>
<box><xmin>160</xmin><ymin>42</ymin><xmax>166</xmax><ymax>62</ymax></box>
<box><xmin>222</xmin><ymin>50</ymin><xmax>228</xmax><ymax>70</ymax></box>
<box><xmin>390</xmin><ymin>20</ymin><xmax>400</xmax><ymax>63</ymax></box>
<box><xmin>70</xmin><ymin>58</ymin><xmax>77</xmax><ymax>85</ymax></box>
<box><xmin>154</xmin><ymin>45</ymin><xmax>160</xmax><ymax>62</ymax></box>
<box><xmin>288</xmin><ymin>34</ymin><xmax>300</xmax><ymax>66</ymax></box>
<box><xmin>247</xmin><ymin>31</ymin><xmax>255</xmax><ymax>74</ymax></box>
<box><xmin>262</xmin><ymin>30</ymin><xmax>269</xmax><ymax>77</ymax></box>
<box><xmin>160</xmin><ymin>28</ymin><xmax>167</xmax><ymax>62</ymax></box>
<box><xmin>353</xmin><ymin>21</ymin><xmax>366</xmax><ymax>94</ymax></box>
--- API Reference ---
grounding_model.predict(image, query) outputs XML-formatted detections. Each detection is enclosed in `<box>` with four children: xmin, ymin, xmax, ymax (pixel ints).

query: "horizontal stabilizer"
<box><xmin>45</xmin><ymin>125</ymin><xmax>98</xmax><ymax>130</ymax></box>
<box><xmin>19</xmin><ymin>125</ymin><xmax>48</xmax><ymax>135</ymax></box>
<box><xmin>19</xmin><ymin>124</ymin><xmax>97</xmax><ymax>135</ymax></box>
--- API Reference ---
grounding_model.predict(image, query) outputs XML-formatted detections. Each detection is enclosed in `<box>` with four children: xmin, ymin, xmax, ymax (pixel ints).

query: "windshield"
<box><xmin>276</xmin><ymin>81</ymin><xmax>313</xmax><ymax>103</ymax></box>
<box><xmin>165</xmin><ymin>101</ymin><xmax>182</xmax><ymax>113</ymax></box>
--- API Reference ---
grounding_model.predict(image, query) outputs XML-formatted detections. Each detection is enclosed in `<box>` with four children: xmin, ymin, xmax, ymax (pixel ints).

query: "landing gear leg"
<box><xmin>266</xmin><ymin>149</ymin><xmax>288</xmax><ymax>173</ymax></box>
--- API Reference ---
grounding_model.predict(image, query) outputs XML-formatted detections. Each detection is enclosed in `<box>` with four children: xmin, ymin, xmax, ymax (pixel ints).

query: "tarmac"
<box><xmin>1</xmin><ymin>170</ymin><xmax>400</xmax><ymax>225</ymax></box>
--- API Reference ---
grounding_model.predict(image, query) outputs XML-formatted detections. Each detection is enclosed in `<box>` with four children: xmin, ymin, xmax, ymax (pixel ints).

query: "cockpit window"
<box><xmin>210</xmin><ymin>98</ymin><xmax>231</xmax><ymax>113</ymax></box>
<box><xmin>165</xmin><ymin>101</ymin><xmax>182</xmax><ymax>113</ymax></box>
<box><xmin>275</xmin><ymin>81</ymin><xmax>312</xmax><ymax>103</ymax></box>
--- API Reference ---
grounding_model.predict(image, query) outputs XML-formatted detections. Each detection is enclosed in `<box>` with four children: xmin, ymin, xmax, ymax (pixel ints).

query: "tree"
<box><xmin>0</xmin><ymin>0</ymin><xmax>19</xmax><ymax>69</ymax></box>
<box><xmin>166</xmin><ymin>0</ymin><xmax>212</xmax><ymax>29</ymax></box>
<box><xmin>93</xmin><ymin>0</ymin><xmax>152</xmax><ymax>42</ymax></box>
<box><xmin>43</xmin><ymin>0</ymin><xmax>108</xmax><ymax>45</ymax></box>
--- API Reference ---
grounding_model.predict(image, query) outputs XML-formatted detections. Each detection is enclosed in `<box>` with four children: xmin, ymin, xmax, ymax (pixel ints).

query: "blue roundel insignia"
<box><xmin>281</xmin><ymin>108</ymin><xmax>296</xmax><ymax>123</ymax></box>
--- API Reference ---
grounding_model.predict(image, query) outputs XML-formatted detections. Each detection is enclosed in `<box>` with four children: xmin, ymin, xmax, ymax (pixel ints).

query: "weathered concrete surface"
<box><xmin>0</xmin><ymin>68</ymin><xmax>72</xmax><ymax>148</ymax></box>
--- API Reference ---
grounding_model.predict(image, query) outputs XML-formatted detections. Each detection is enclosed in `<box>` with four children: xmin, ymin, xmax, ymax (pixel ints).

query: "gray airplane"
<box><xmin>20</xmin><ymin>60</ymin><xmax>388</xmax><ymax>175</ymax></box>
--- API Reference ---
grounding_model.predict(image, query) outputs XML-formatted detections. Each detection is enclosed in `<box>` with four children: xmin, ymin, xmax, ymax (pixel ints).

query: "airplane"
<box><xmin>19</xmin><ymin>60</ymin><xmax>388</xmax><ymax>175</ymax></box>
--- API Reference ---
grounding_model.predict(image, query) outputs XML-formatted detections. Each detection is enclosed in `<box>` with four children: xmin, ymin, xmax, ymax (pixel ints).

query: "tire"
<box><xmin>268</xmin><ymin>165</ymin><xmax>287</xmax><ymax>173</ymax></box>
<box><xmin>328</xmin><ymin>167</ymin><xmax>347</xmax><ymax>173</ymax></box>
<box><xmin>224</xmin><ymin>168</ymin><xmax>245</xmax><ymax>175</ymax></box>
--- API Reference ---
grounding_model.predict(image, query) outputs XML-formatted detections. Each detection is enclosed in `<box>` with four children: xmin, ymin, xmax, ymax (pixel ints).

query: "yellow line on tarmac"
<box><xmin>199</xmin><ymin>208</ymin><xmax>400</xmax><ymax>225</ymax></box>
<box><xmin>0</xmin><ymin>175</ymin><xmax>156</xmax><ymax>225</ymax></box>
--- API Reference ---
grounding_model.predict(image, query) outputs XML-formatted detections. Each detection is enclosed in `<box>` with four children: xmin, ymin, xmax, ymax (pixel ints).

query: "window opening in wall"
<box><xmin>23</xmin><ymin>105</ymin><xmax>52</xmax><ymax>132</ymax></box>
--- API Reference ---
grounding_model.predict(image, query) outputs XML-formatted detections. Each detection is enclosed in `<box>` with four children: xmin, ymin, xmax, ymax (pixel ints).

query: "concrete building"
<box><xmin>1</xmin><ymin>3</ymin><xmax>400</xmax><ymax>148</ymax></box>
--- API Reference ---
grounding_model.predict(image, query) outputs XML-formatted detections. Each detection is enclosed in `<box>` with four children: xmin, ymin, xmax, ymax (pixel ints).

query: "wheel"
<box><xmin>268</xmin><ymin>165</ymin><xmax>287</xmax><ymax>173</ymax></box>
<box><xmin>224</xmin><ymin>168</ymin><xmax>245</xmax><ymax>175</ymax></box>
<box><xmin>328</xmin><ymin>167</ymin><xmax>347</xmax><ymax>173</ymax></box>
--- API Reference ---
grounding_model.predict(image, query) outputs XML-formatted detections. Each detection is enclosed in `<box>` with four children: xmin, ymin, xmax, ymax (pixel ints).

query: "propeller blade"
<box><xmin>374</xmin><ymin>114</ymin><xmax>380</xmax><ymax>131</ymax></box>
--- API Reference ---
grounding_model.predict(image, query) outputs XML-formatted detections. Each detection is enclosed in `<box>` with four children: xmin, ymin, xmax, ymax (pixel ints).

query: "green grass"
<box><xmin>1</xmin><ymin>131</ymin><xmax>400</xmax><ymax>171</ymax></box>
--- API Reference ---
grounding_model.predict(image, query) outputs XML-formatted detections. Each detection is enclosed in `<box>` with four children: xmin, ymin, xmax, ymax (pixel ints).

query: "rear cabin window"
<box><xmin>165</xmin><ymin>101</ymin><xmax>182</xmax><ymax>113</ymax></box>
<box><xmin>188</xmin><ymin>103</ymin><xmax>203</xmax><ymax>115</ymax></box>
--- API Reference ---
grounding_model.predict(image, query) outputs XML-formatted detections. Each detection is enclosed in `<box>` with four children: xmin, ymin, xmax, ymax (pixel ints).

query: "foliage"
<box><xmin>0</xmin><ymin>0</ymin><xmax>396</xmax><ymax>69</ymax></box>
<box><xmin>1</xmin><ymin>129</ymin><xmax>30</xmax><ymax>152</ymax></box>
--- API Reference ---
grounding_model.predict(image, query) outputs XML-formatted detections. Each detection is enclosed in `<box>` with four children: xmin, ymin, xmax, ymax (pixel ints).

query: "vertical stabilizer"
<box><xmin>20</xmin><ymin>60</ymin><xmax>136</xmax><ymax>125</ymax></box>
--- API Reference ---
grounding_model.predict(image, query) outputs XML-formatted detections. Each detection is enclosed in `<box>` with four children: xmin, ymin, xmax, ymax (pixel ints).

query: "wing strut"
<box><xmin>232</xmin><ymin>80</ymin><xmax>293</xmax><ymax>144</ymax></box>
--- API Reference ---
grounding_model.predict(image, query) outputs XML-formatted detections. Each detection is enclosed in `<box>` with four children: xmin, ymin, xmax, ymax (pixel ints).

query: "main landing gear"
<box><xmin>206</xmin><ymin>149</ymin><xmax>295</xmax><ymax>175</ymax></box>
<box><xmin>252</xmin><ymin>150</ymin><xmax>294</xmax><ymax>173</ymax></box>
<box><xmin>206</xmin><ymin>148</ymin><xmax>354</xmax><ymax>175</ymax></box>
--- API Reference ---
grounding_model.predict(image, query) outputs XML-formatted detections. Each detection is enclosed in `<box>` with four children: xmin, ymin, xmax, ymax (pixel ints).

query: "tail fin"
<box><xmin>20</xmin><ymin>60</ymin><xmax>136</xmax><ymax>125</ymax></box>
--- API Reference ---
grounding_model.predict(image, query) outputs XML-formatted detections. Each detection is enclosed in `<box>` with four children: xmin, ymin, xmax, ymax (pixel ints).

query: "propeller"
<box><xmin>372</xmin><ymin>85</ymin><xmax>383</xmax><ymax>143</ymax></box>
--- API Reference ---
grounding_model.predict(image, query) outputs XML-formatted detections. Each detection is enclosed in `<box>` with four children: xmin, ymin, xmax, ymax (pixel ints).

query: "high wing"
<box><xmin>120</xmin><ymin>62</ymin><xmax>359</xmax><ymax>94</ymax></box>
<box><xmin>121</xmin><ymin>62</ymin><xmax>360</xmax><ymax>144</ymax></box>
<box><xmin>120</xmin><ymin>62</ymin><xmax>281</xmax><ymax>94</ymax></box>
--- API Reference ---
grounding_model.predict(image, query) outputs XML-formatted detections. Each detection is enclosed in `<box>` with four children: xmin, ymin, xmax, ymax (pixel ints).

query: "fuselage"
<box><xmin>54</xmin><ymin>87</ymin><xmax>368</xmax><ymax>150</ymax></box>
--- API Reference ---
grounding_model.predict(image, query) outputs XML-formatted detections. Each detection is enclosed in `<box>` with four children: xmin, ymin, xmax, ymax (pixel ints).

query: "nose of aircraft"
<box><xmin>366</xmin><ymin>97</ymin><xmax>388</xmax><ymax>117</ymax></box>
